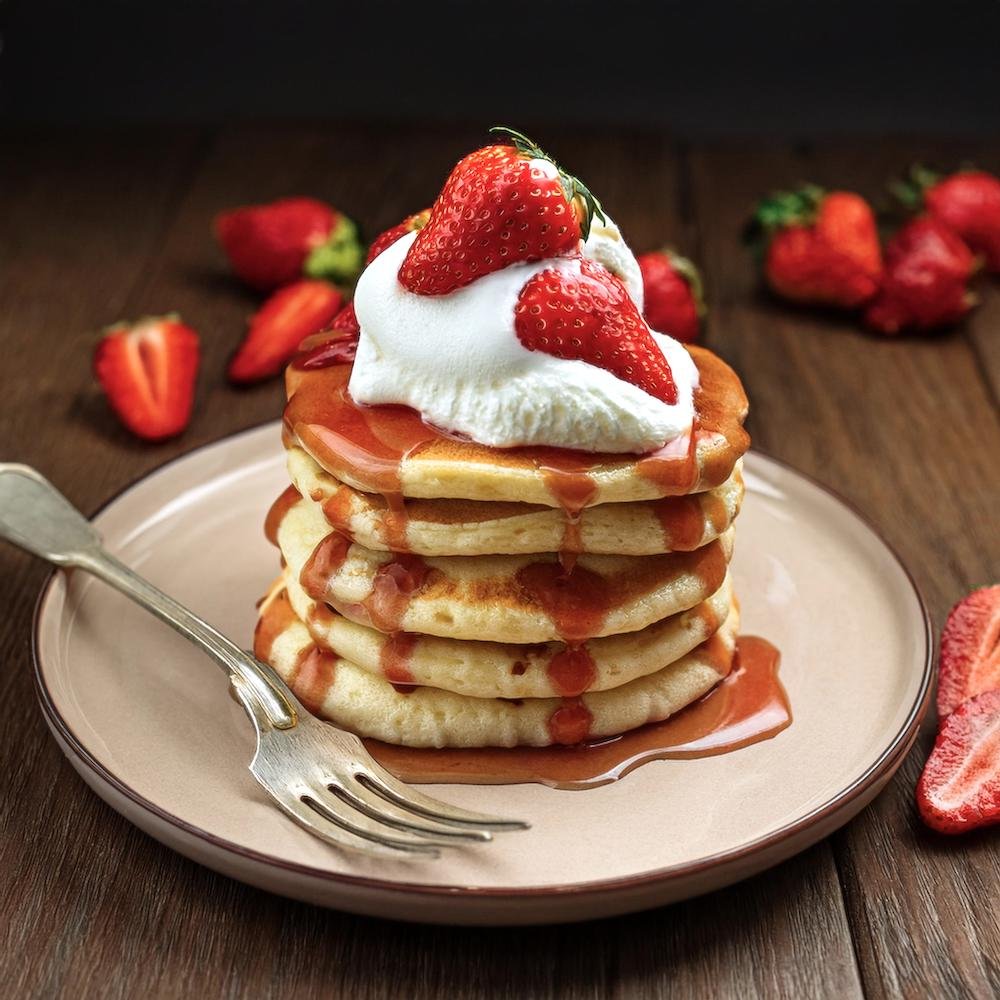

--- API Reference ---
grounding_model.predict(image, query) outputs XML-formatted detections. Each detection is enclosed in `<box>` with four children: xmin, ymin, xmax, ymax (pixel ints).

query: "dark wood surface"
<box><xmin>1</xmin><ymin>123</ymin><xmax>998</xmax><ymax>999</ymax></box>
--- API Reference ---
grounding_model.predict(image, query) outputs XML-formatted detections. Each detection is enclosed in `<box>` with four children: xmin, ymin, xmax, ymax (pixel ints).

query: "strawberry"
<box><xmin>916</xmin><ymin>689</ymin><xmax>1000</xmax><ymax>834</ymax></box>
<box><xmin>747</xmin><ymin>185</ymin><xmax>882</xmax><ymax>308</ymax></box>
<box><xmin>93</xmin><ymin>316</ymin><xmax>199</xmax><ymax>441</ymax></box>
<box><xmin>366</xmin><ymin>209</ymin><xmax>430</xmax><ymax>265</ymax></box>
<box><xmin>214</xmin><ymin>197</ymin><xmax>363</xmax><ymax>292</ymax></box>
<box><xmin>228</xmin><ymin>279</ymin><xmax>343</xmax><ymax>384</ymax></box>
<box><xmin>937</xmin><ymin>585</ymin><xmax>1000</xmax><ymax>719</ymax></box>
<box><xmin>894</xmin><ymin>165</ymin><xmax>1000</xmax><ymax>273</ymax></box>
<box><xmin>864</xmin><ymin>217</ymin><xmax>976</xmax><ymax>335</ymax></box>
<box><xmin>514</xmin><ymin>257</ymin><xmax>678</xmax><ymax>405</ymax></box>
<box><xmin>329</xmin><ymin>300</ymin><xmax>360</xmax><ymax>337</ymax></box>
<box><xmin>399</xmin><ymin>127</ymin><xmax>604</xmax><ymax>296</ymax></box>
<box><xmin>637</xmin><ymin>248</ymin><xmax>706</xmax><ymax>343</ymax></box>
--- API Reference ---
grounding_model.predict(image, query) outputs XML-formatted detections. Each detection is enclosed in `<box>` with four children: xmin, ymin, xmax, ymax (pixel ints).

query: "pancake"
<box><xmin>275</xmin><ymin>494</ymin><xmax>735</xmax><ymax>643</ymax></box>
<box><xmin>283</xmin><ymin>344</ymin><xmax>749</xmax><ymax>507</ymax></box>
<box><xmin>255</xmin><ymin>583</ymin><xmax>740</xmax><ymax>748</ymax></box>
<box><xmin>286</xmin><ymin>446</ymin><xmax>744</xmax><ymax>556</ymax></box>
<box><xmin>282</xmin><ymin>564</ymin><xmax>733</xmax><ymax>698</ymax></box>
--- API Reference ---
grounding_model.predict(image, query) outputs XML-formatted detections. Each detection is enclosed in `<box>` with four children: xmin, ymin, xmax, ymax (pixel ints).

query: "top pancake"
<box><xmin>283</xmin><ymin>344</ymin><xmax>749</xmax><ymax>507</ymax></box>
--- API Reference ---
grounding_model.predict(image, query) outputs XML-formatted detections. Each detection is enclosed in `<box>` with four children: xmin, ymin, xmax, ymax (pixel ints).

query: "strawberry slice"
<box><xmin>514</xmin><ymin>257</ymin><xmax>678</xmax><ymax>405</ymax></box>
<box><xmin>937</xmin><ymin>585</ymin><xmax>1000</xmax><ymax>719</ymax></box>
<box><xmin>399</xmin><ymin>127</ymin><xmax>604</xmax><ymax>296</ymax></box>
<box><xmin>366</xmin><ymin>209</ymin><xmax>430</xmax><ymax>265</ymax></box>
<box><xmin>917</xmin><ymin>688</ymin><xmax>1000</xmax><ymax>834</ymax></box>
<box><xmin>228</xmin><ymin>279</ymin><xmax>343</xmax><ymax>384</ymax></box>
<box><xmin>93</xmin><ymin>316</ymin><xmax>199</xmax><ymax>441</ymax></box>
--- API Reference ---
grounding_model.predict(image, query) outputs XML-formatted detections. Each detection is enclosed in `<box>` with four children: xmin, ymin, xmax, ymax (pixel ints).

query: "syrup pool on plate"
<box><xmin>366</xmin><ymin>636</ymin><xmax>790</xmax><ymax>790</ymax></box>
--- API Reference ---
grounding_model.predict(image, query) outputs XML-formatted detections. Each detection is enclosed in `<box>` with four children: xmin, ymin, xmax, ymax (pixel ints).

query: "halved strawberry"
<box><xmin>93</xmin><ymin>316</ymin><xmax>199</xmax><ymax>441</ymax></box>
<box><xmin>937</xmin><ymin>585</ymin><xmax>1000</xmax><ymax>719</ymax></box>
<box><xmin>399</xmin><ymin>127</ymin><xmax>604</xmax><ymax>296</ymax></box>
<box><xmin>228</xmin><ymin>280</ymin><xmax>343</xmax><ymax>384</ymax></box>
<box><xmin>366</xmin><ymin>209</ymin><xmax>430</xmax><ymax>265</ymax></box>
<box><xmin>214</xmin><ymin>197</ymin><xmax>363</xmax><ymax>292</ymax></box>
<box><xmin>514</xmin><ymin>257</ymin><xmax>678</xmax><ymax>405</ymax></box>
<box><xmin>917</xmin><ymin>688</ymin><xmax>1000</xmax><ymax>834</ymax></box>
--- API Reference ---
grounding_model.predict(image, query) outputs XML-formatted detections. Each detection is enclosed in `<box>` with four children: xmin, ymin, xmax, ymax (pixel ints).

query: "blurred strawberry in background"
<box><xmin>864</xmin><ymin>217</ymin><xmax>977</xmax><ymax>335</ymax></box>
<box><xmin>215</xmin><ymin>197</ymin><xmax>363</xmax><ymax>292</ymax></box>
<box><xmin>637</xmin><ymin>248</ymin><xmax>705</xmax><ymax>343</ymax></box>
<box><xmin>746</xmin><ymin>185</ymin><xmax>882</xmax><ymax>309</ymax></box>
<box><xmin>894</xmin><ymin>165</ymin><xmax>1000</xmax><ymax>273</ymax></box>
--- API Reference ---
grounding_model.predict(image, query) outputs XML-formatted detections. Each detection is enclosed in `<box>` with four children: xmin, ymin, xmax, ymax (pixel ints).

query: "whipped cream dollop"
<box><xmin>349</xmin><ymin>217</ymin><xmax>698</xmax><ymax>454</ymax></box>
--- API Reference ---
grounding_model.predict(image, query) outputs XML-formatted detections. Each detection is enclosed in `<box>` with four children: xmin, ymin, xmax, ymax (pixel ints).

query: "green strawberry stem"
<box><xmin>304</xmin><ymin>215</ymin><xmax>364</xmax><ymax>289</ymax></box>
<box><xmin>888</xmin><ymin>163</ymin><xmax>942</xmax><ymax>212</ymax></box>
<box><xmin>489</xmin><ymin>125</ymin><xmax>607</xmax><ymax>241</ymax></box>
<box><xmin>743</xmin><ymin>183</ymin><xmax>826</xmax><ymax>253</ymax></box>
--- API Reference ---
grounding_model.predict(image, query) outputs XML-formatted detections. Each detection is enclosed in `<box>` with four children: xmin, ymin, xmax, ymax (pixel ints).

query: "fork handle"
<box><xmin>0</xmin><ymin>463</ymin><xmax>297</xmax><ymax>730</ymax></box>
<box><xmin>74</xmin><ymin>547</ymin><xmax>299</xmax><ymax>730</ymax></box>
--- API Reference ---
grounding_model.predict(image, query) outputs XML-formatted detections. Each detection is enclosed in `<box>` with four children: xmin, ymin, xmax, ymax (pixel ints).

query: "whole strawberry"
<box><xmin>864</xmin><ymin>217</ymin><xmax>976</xmax><ymax>335</ymax></box>
<box><xmin>514</xmin><ymin>257</ymin><xmax>678</xmax><ymax>405</ymax></box>
<box><xmin>214</xmin><ymin>197</ymin><xmax>363</xmax><ymax>292</ymax></box>
<box><xmin>94</xmin><ymin>316</ymin><xmax>200</xmax><ymax>441</ymax></box>
<box><xmin>747</xmin><ymin>185</ymin><xmax>882</xmax><ymax>308</ymax></box>
<box><xmin>637</xmin><ymin>248</ymin><xmax>706</xmax><ymax>343</ymax></box>
<box><xmin>399</xmin><ymin>127</ymin><xmax>604</xmax><ymax>295</ymax></box>
<box><xmin>894</xmin><ymin>165</ymin><xmax>1000</xmax><ymax>273</ymax></box>
<box><xmin>366</xmin><ymin>209</ymin><xmax>430</xmax><ymax>264</ymax></box>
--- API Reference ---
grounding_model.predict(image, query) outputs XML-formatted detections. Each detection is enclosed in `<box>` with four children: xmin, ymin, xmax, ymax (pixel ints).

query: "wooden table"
<box><xmin>2</xmin><ymin>123</ymin><xmax>998</xmax><ymax>999</ymax></box>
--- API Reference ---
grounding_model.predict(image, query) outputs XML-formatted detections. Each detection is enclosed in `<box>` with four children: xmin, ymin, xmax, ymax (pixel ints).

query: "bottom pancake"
<box><xmin>254</xmin><ymin>584</ymin><xmax>740</xmax><ymax>748</ymax></box>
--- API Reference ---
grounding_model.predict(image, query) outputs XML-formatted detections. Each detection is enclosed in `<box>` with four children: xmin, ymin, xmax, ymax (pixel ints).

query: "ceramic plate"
<box><xmin>33</xmin><ymin>423</ymin><xmax>932</xmax><ymax>925</ymax></box>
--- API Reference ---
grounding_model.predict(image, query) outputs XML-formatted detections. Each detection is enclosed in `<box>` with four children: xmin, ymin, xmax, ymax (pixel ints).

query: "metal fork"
<box><xmin>0</xmin><ymin>464</ymin><xmax>527</xmax><ymax>859</ymax></box>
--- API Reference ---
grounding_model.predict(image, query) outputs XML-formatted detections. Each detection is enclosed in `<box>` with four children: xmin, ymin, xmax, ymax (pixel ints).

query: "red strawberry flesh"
<box><xmin>917</xmin><ymin>688</ymin><xmax>1000</xmax><ymax>834</ymax></box>
<box><xmin>937</xmin><ymin>584</ymin><xmax>1000</xmax><ymax>719</ymax></box>
<box><xmin>228</xmin><ymin>279</ymin><xmax>343</xmax><ymax>384</ymax></box>
<box><xmin>93</xmin><ymin>317</ymin><xmax>199</xmax><ymax>441</ymax></box>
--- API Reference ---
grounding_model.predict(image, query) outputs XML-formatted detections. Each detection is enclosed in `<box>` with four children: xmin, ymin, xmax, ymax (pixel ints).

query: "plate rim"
<box><xmin>31</xmin><ymin>421</ymin><xmax>934</xmax><ymax>902</ymax></box>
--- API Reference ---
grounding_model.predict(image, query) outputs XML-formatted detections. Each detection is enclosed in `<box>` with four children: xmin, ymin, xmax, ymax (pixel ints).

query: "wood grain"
<box><xmin>1</xmin><ymin>124</ymin><xmax>997</xmax><ymax>999</ymax></box>
<box><xmin>687</xmin><ymin>139</ymin><xmax>1000</xmax><ymax>1000</ymax></box>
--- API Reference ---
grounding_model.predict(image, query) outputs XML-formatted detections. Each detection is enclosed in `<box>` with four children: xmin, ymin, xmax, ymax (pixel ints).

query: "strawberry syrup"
<box><xmin>366</xmin><ymin>636</ymin><xmax>789</xmax><ymax>789</ymax></box>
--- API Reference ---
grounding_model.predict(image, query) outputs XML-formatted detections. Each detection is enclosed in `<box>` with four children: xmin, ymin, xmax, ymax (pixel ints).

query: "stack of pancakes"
<box><xmin>255</xmin><ymin>345</ymin><xmax>750</xmax><ymax>748</ymax></box>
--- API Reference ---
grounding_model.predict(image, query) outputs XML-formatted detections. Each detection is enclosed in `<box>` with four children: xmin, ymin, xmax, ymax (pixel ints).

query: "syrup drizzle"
<box><xmin>283</xmin><ymin>349</ymin><xmax>748</xmax><ymax>578</ymax></box>
<box><xmin>264</xmin><ymin>485</ymin><xmax>302</xmax><ymax>546</ymax></box>
<box><xmin>379</xmin><ymin>631</ymin><xmax>419</xmax><ymax>684</ymax></box>
<box><xmin>515</xmin><ymin>562</ymin><xmax>613</xmax><ymax>644</ymax></box>
<box><xmin>299</xmin><ymin>532</ymin><xmax>353</xmax><ymax>602</ymax></box>
<box><xmin>366</xmin><ymin>636</ymin><xmax>789</xmax><ymax>789</ymax></box>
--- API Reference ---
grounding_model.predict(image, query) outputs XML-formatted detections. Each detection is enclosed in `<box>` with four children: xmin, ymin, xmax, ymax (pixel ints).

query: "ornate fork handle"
<box><xmin>0</xmin><ymin>463</ymin><xmax>297</xmax><ymax>731</ymax></box>
<box><xmin>73</xmin><ymin>546</ymin><xmax>299</xmax><ymax>730</ymax></box>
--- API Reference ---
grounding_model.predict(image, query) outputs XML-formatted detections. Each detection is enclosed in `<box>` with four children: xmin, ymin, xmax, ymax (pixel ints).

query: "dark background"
<box><xmin>3</xmin><ymin>0</ymin><xmax>999</xmax><ymax>135</ymax></box>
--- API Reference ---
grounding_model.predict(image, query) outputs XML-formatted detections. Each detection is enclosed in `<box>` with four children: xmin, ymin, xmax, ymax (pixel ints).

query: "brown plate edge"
<box><xmin>29</xmin><ymin>421</ymin><xmax>935</xmax><ymax>908</ymax></box>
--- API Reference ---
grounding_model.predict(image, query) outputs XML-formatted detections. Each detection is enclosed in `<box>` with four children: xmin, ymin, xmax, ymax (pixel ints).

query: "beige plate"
<box><xmin>32</xmin><ymin>423</ymin><xmax>932</xmax><ymax>925</ymax></box>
